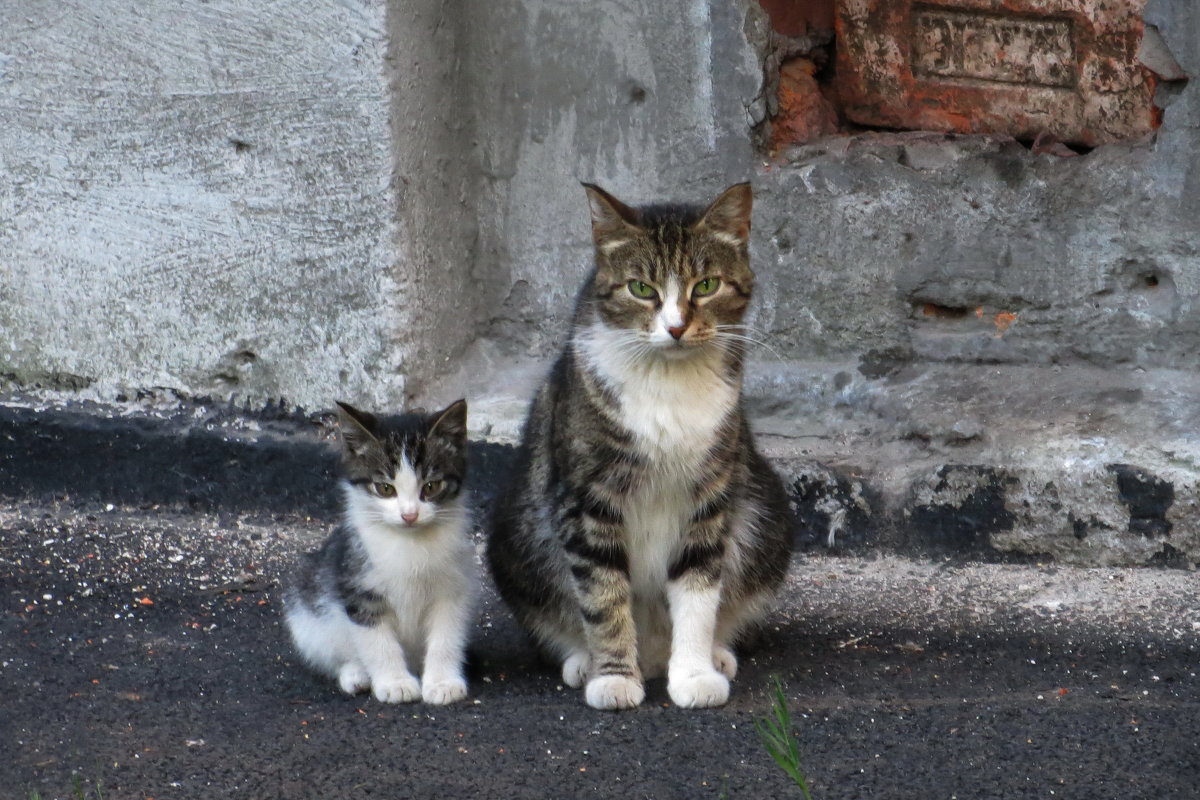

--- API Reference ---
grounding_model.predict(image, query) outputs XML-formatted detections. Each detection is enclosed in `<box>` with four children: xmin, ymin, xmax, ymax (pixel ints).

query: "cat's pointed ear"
<box><xmin>694</xmin><ymin>182</ymin><xmax>753</xmax><ymax>247</ymax></box>
<box><xmin>335</xmin><ymin>401</ymin><xmax>380</xmax><ymax>457</ymax></box>
<box><xmin>582</xmin><ymin>183</ymin><xmax>641</xmax><ymax>250</ymax></box>
<box><xmin>428</xmin><ymin>398</ymin><xmax>468</xmax><ymax>444</ymax></box>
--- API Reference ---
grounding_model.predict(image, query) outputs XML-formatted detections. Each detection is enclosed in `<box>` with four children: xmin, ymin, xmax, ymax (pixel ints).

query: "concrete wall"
<box><xmin>5</xmin><ymin>1</ymin><xmax>1199</xmax><ymax>398</ymax></box>
<box><xmin>4</xmin><ymin>0</ymin><xmax>1200</xmax><ymax>564</ymax></box>
<box><xmin>458</xmin><ymin>0</ymin><xmax>761</xmax><ymax>357</ymax></box>
<box><xmin>752</xmin><ymin>1</ymin><xmax>1200</xmax><ymax>372</ymax></box>
<box><xmin>1</xmin><ymin>1</ymin><xmax>405</xmax><ymax>409</ymax></box>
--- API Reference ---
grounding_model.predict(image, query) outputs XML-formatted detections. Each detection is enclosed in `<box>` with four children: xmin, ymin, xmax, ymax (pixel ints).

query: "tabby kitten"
<box><xmin>488</xmin><ymin>183</ymin><xmax>793</xmax><ymax>710</ymax></box>
<box><xmin>284</xmin><ymin>400</ymin><xmax>473</xmax><ymax>705</ymax></box>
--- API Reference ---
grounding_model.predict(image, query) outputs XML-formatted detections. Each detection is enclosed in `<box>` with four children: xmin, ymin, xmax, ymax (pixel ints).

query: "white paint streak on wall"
<box><xmin>690</xmin><ymin>0</ymin><xmax>717</xmax><ymax>151</ymax></box>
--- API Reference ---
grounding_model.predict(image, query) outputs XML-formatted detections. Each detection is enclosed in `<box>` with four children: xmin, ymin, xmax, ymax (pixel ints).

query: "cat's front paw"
<box><xmin>562</xmin><ymin>651</ymin><xmax>590</xmax><ymax>688</ymax></box>
<box><xmin>372</xmin><ymin>673</ymin><xmax>421</xmax><ymax>704</ymax></box>
<box><xmin>668</xmin><ymin>669</ymin><xmax>730</xmax><ymax>708</ymax></box>
<box><xmin>713</xmin><ymin>645</ymin><xmax>738</xmax><ymax>679</ymax></box>
<box><xmin>585</xmin><ymin>674</ymin><xmax>645</xmax><ymax>710</ymax></box>
<box><xmin>422</xmin><ymin>677</ymin><xmax>468</xmax><ymax>705</ymax></box>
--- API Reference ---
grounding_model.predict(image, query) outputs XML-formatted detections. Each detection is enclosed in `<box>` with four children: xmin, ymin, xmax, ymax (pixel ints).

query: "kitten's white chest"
<box><xmin>353</xmin><ymin>514</ymin><xmax>471</xmax><ymax>639</ymax></box>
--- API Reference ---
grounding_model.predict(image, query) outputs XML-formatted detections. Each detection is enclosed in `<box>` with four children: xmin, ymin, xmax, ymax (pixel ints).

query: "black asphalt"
<box><xmin>2</xmin><ymin>401</ymin><xmax>1198</xmax><ymax>799</ymax></box>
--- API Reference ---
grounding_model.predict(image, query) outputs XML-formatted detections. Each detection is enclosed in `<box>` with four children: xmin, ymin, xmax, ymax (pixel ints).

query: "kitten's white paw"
<box><xmin>562</xmin><ymin>651</ymin><xmax>590</xmax><ymax>688</ymax></box>
<box><xmin>713</xmin><ymin>645</ymin><xmax>738</xmax><ymax>680</ymax></box>
<box><xmin>372</xmin><ymin>673</ymin><xmax>421</xmax><ymax>704</ymax></box>
<box><xmin>585</xmin><ymin>674</ymin><xmax>645</xmax><ymax>710</ymax></box>
<box><xmin>668</xmin><ymin>669</ymin><xmax>730</xmax><ymax>708</ymax></box>
<box><xmin>422</xmin><ymin>677</ymin><xmax>468</xmax><ymax>705</ymax></box>
<box><xmin>337</xmin><ymin>663</ymin><xmax>371</xmax><ymax>695</ymax></box>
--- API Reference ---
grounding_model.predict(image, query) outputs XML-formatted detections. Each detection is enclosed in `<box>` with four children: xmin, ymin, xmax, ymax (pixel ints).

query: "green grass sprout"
<box><xmin>755</xmin><ymin>676</ymin><xmax>814</xmax><ymax>799</ymax></box>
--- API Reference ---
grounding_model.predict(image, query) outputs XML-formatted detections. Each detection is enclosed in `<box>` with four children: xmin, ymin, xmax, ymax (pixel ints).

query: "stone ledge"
<box><xmin>753</xmin><ymin>360</ymin><xmax>1200</xmax><ymax>566</ymax></box>
<box><xmin>4</xmin><ymin>359</ymin><xmax>1197</xmax><ymax>568</ymax></box>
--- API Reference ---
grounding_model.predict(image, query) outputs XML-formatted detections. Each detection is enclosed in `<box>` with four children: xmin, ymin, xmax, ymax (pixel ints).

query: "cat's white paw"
<box><xmin>422</xmin><ymin>677</ymin><xmax>468</xmax><ymax>705</ymax></box>
<box><xmin>668</xmin><ymin>669</ymin><xmax>730</xmax><ymax>708</ymax></box>
<box><xmin>562</xmin><ymin>651</ymin><xmax>590</xmax><ymax>688</ymax></box>
<box><xmin>372</xmin><ymin>673</ymin><xmax>421</xmax><ymax>704</ymax></box>
<box><xmin>337</xmin><ymin>662</ymin><xmax>371</xmax><ymax>695</ymax></box>
<box><xmin>585</xmin><ymin>674</ymin><xmax>645</xmax><ymax>710</ymax></box>
<box><xmin>713</xmin><ymin>645</ymin><xmax>738</xmax><ymax>679</ymax></box>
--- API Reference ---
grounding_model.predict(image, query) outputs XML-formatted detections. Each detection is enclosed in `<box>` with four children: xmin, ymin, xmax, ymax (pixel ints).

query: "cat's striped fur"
<box><xmin>488</xmin><ymin>183</ymin><xmax>793</xmax><ymax>710</ymax></box>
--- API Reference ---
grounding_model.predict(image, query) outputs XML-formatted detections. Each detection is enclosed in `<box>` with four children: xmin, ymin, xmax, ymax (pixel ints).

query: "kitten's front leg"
<box><xmin>666</xmin><ymin>537</ymin><xmax>729</xmax><ymax>708</ymax></box>
<box><xmin>421</xmin><ymin>591</ymin><xmax>471</xmax><ymax>705</ymax></box>
<box><xmin>564</xmin><ymin>518</ymin><xmax>643</xmax><ymax>710</ymax></box>
<box><xmin>348</xmin><ymin>621</ymin><xmax>421</xmax><ymax>703</ymax></box>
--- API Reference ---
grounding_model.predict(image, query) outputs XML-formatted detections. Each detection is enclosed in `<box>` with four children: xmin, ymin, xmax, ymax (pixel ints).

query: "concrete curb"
<box><xmin>5</xmin><ymin>362</ymin><xmax>1198</xmax><ymax>569</ymax></box>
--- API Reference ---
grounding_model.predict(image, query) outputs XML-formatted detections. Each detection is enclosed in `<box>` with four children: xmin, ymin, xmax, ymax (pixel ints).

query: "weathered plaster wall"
<box><xmin>457</xmin><ymin>0</ymin><xmax>762</xmax><ymax>358</ymax></box>
<box><xmin>4</xmin><ymin>0</ymin><xmax>1200</xmax><ymax>565</ymax></box>
<box><xmin>385</xmin><ymin>0</ymin><xmax>479</xmax><ymax>402</ymax></box>
<box><xmin>0</xmin><ymin>1</ymin><xmax>403</xmax><ymax>409</ymax></box>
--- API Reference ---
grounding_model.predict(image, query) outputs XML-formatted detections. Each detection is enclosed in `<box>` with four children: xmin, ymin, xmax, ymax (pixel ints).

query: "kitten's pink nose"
<box><xmin>401</xmin><ymin>511</ymin><xmax>419</xmax><ymax>524</ymax></box>
<box><xmin>667</xmin><ymin>325</ymin><xmax>687</xmax><ymax>340</ymax></box>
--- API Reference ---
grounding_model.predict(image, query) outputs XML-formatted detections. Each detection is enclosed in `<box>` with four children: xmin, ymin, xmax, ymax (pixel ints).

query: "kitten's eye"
<box><xmin>373</xmin><ymin>482</ymin><xmax>396</xmax><ymax>498</ymax></box>
<box><xmin>421</xmin><ymin>479</ymin><xmax>445</xmax><ymax>499</ymax></box>
<box><xmin>692</xmin><ymin>277</ymin><xmax>721</xmax><ymax>298</ymax></box>
<box><xmin>627</xmin><ymin>280</ymin><xmax>658</xmax><ymax>300</ymax></box>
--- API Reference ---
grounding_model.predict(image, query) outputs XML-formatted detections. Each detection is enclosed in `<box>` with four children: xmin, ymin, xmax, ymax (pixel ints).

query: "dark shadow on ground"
<box><xmin>0</xmin><ymin>404</ymin><xmax>516</xmax><ymax>518</ymax></box>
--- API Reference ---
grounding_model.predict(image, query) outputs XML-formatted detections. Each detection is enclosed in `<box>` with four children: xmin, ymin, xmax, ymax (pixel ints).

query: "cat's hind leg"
<box><xmin>286</xmin><ymin>601</ymin><xmax>361</xmax><ymax>686</ymax></box>
<box><xmin>712</xmin><ymin>644</ymin><xmax>738</xmax><ymax>680</ymax></box>
<box><xmin>337</xmin><ymin>661</ymin><xmax>371</xmax><ymax>695</ymax></box>
<box><xmin>346</xmin><ymin>620</ymin><xmax>420</xmax><ymax>703</ymax></box>
<box><xmin>562</xmin><ymin>649</ymin><xmax>591</xmax><ymax>688</ymax></box>
<box><xmin>712</xmin><ymin>588</ymin><xmax>779</xmax><ymax>681</ymax></box>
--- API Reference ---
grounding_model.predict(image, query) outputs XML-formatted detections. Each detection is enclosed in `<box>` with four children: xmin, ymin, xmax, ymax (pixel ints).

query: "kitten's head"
<box><xmin>335</xmin><ymin>399</ymin><xmax>468</xmax><ymax>531</ymax></box>
<box><xmin>582</xmin><ymin>182</ymin><xmax>754</xmax><ymax>357</ymax></box>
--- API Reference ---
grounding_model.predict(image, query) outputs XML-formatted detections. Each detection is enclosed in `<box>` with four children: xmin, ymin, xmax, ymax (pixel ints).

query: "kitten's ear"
<box><xmin>428</xmin><ymin>398</ymin><xmax>468</xmax><ymax>444</ymax></box>
<box><xmin>335</xmin><ymin>401</ymin><xmax>380</xmax><ymax>457</ymax></box>
<box><xmin>695</xmin><ymin>182</ymin><xmax>753</xmax><ymax>247</ymax></box>
<box><xmin>582</xmin><ymin>183</ymin><xmax>641</xmax><ymax>249</ymax></box>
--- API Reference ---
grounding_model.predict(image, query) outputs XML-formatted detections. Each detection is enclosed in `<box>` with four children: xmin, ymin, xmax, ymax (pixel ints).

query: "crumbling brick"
<box><xmin>770</xmin><ymin>57</ymin><xmax>841</xmax><ymax>149</ymax></box>
<box><xmin>834</xmin><ymin>0</ymin><xmax>1169</xmax><ymax>146</ymax></box>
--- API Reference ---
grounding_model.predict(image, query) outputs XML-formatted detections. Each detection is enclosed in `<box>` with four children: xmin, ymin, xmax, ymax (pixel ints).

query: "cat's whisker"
<box><xmin>713</xmin><ymin>329</ymin><xmax>785</xmax><ymax>361</ymax></box>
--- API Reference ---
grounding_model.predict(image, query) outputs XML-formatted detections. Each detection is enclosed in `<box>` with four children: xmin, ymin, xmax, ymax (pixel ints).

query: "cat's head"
<box><xmin>582</xmin><ymin>182</ymin><xmax>754</xmax><ymax>357</ymax></box>
<box><xmin>335</xmin><ymin>399</ymin><xmax>468</xmax><ymax>530</ymax></box>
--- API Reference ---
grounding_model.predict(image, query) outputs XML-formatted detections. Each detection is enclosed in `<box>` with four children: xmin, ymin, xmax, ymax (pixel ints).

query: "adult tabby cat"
<box><xmin>488</xmin><ymin>182</ymin><xmax>793</xmax><ymax>710</ymax></box>
<box><xmin>285</xmin><ymin>400</ymin><xmax>473</xmax><ymax>705</ymax></box>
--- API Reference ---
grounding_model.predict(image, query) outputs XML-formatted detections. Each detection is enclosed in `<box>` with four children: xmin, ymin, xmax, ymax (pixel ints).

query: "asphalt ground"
<box><xmin>2</xmin><ymin>401</ymin><xmax>1198</xmax><ymax>799</ymax></box>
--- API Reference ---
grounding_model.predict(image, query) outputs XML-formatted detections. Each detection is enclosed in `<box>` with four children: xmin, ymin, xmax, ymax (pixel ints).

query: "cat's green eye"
<box><xmin>692</xmin><ymin>277</ymin><xmax>721</xmax><ymax>298</ymax></box>
<box><xmin>422</xmin><ymin>479</ymin><xmax>445</xmax><ymax>499</ymax></box>
<box><xmin>373</xmin><ymin>482</ymin><xmax>396</xmax><ymax>498</ymax></box>
<box><xmin>627</xmin><ymin>280</ymin><xmax>657</xmax><ymax>300</ymax></box>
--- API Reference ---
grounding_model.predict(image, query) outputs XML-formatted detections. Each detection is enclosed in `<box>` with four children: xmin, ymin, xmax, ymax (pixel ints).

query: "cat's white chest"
<box><xmin>579</xmin><ymin>323</ymin><xmax>737</xmax><ymax>466</ymax></box>
<box><xmin>618</xmin><ymin>367</ymin><xmax>733</xmax><ymax>463</ymax></box>
<box><xmin>578</xmin><ymin>323</ymin><xmax>739</xmax><ymax>593</ymax></box>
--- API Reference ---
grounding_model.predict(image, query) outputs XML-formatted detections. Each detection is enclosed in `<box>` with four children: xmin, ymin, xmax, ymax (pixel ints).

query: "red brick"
<box><xmin>758</xmin><ymin>0</ymin><xmax>836</xmax><ymax>37</ymax></box>
<box><xmin>771</xmin><ymin>57</ymin><xmax>841</xmax><ymax>149</ymax></box>
<box><xmin>834</xmin><ymin>0</ymin><xmax>1161</xmax><ymax>146</ymax></box>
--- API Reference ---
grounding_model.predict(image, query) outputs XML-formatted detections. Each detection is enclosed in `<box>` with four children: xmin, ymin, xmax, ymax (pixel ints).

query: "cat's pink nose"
<box><xmin>401</xmin><ymin>511</ymin><xmax>419</xmax><ymax>524</ymax></box>
<box><xmin>667</xmin><ymin>325</ymin><xmax>687</xmax><ymax>340</ymax></box>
